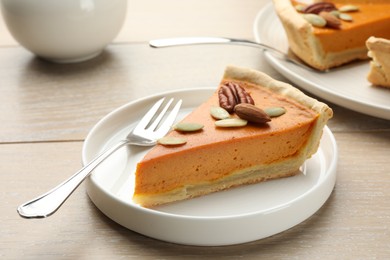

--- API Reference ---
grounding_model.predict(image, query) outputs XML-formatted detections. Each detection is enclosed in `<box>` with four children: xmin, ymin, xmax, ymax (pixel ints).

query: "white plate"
<box><xmin>83</xmin><ymin>88</ymin><xmax>338</xmax><ymax>246</ymax></box>
<box><xmin>253</xmin><ymin>3</ymin><xmax>390</xmax><ymax>120</ymax></box>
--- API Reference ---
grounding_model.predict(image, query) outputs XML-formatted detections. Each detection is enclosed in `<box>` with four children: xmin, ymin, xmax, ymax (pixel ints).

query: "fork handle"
<box><xmin>149</xmin><ymin>37</ymin><xmax>318</xmax><ymax>71</ymax></box>
<box><xmin>17</xmin><ymin>140</ymin><xmax>129</xmax><ymax>219</ymax></box>
<box><xmin>149</xmin><ymin>37</ymin><xmax>287</xmax><ymax>58</ymax></box>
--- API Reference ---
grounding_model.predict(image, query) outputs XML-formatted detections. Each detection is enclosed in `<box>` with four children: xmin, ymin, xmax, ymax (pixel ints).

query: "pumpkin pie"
<box><xmin>133</xmin><ymin>66</ymin><xmax>333</xmax><ymax>207</ymax></box>
<box><xmin>273</xmin><ymin>0</ymin><xmax>390</xmax><ymax>70</ymax></box>
<box><xmin>366</xmin><ymin>36</ymin><xmax>390</xmax><ymax>88</ymax></box>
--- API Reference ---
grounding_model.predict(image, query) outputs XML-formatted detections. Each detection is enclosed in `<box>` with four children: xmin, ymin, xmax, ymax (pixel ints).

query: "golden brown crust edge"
<box><xmin>272</xmin><ymin>0</ymin><xmax>368</xmax><ymax>71</ymax></box>
<box><xmin>272</xmin><ymin>0</ymin><xmax>322</xmax><ymax>69</ymax></box>
<box><xmin>366</xmin><ymin>37</ymin><xmax>390</xmax><ymax>88</ymax></box>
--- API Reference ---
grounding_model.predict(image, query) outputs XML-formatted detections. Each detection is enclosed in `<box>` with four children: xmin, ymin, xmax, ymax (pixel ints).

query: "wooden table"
<box><xmin>1</xmin><ymin>0</ymin><xmax>390</xmax><ymax>258</ymax></box>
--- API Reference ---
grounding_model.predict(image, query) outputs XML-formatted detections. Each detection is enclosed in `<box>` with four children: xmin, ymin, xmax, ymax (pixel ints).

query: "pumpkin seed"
<box><xmin>173</xmin><ymin>122</ymin><xmax>204</xmax><ymax>132</ymax></box>
<box><xmin>215</xmin><ymin>118</ymin><xmax>247</xmax><ymax>128</ymax></box>
<box><xmin>264</xmin><ymin>107</ymin><xmax>286</xmax><ymax>117</ymax></box>
<box><xmin>210</xmin><ymin>106</ymin><xmax>230</xmax><ymax>120</ymax></box>
<box><xmin>157</xmin><ymin>136</ymin><xmax>187</xmax><ymax>146</ymax></box>
<box><xmin>329</xmin><ymin>10</ymin><xmax>340</xmax><ymax>18</ymax></box>
<box><xmin>339</xmin><ymin>13</ymin><xmax>353</xmax><ymax>22</ymax></box>
<box><xmin>302</xmin><ymin>14</ymin><xmax>326</xmax><ymax>27</ymax></box>
<box><xmin>339</xmin><ymin>5</ymin><xmax>359</xmax><ymax>12</ymax></box>
<box><xmin>294</xmin><ymin>4</ymin><xmax>306</xmax><ymax>12</ymax></box>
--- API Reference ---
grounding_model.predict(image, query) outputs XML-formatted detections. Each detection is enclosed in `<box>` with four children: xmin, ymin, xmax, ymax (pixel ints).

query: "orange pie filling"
<box><xmin>312</xmin><ymin>3</ymin><xmax>390</xmax><ymax>53</ymax></box>
<box><xmin>133</xmin><ymin>79</ymin><xmax>320</xmax><ymax>205</ymax></box>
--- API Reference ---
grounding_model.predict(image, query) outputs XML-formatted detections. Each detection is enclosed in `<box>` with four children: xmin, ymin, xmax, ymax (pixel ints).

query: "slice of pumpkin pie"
<box><xmin>273</xmin><ymin>0</ymin><xmax>390</xmax><ymax>70</ymax></box>
<box><xmin>133</xmin><ymin>66</ymin><xmax>333</xmax><ymax>207</ymax></box>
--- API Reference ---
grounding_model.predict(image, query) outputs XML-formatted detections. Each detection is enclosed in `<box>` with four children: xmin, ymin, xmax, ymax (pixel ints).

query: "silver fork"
<box><xmin>149</xmin><ymin>37</ymin><xmax>321</xmax><ymax>72</ymax></box>
<box><xmin>17</xmin><ymin>97</ymin><xmax>182</xmax><ymax>219</ymax></box>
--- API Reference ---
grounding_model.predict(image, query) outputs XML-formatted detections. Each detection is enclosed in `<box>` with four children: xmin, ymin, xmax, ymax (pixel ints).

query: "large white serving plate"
<box><xmin>254</xmin><ymin>3</ymin><xmax>390</xmax><ymax>120</ymax></box>
<box><xmin>83</xmin><ymin>88</ymin><xmax>338</xmax><ymax>246</ymax></box>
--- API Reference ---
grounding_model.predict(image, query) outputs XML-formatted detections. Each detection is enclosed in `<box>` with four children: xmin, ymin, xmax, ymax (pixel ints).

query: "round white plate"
<box><xmin>253</xmin><ymin>3</ymin><xmax>390</xmax><ymax>120</ymax></box>
<box><xmin>83</xmin><ymin>88</ymin><xmax>338</xmax><ymax>246</ymax></box>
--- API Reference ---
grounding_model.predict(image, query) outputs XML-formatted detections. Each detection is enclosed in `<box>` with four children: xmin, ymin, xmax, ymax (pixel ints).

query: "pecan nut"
<box><xmin>218</xmin><ymin>85</ymin><xmax>236</xmax><ymax>113</ymax></box>
<box><xmin>218</xmin><ymin>82</ymin><xmax>254</xmax><ymax>113</ymax></box>
<box><xmin>319</xmin><ymin>11</ymin><xmax>341</xmax><ymax>29</ymax></box>
<box><xmin>234</xmin><ymin>103</ymin><xmax>271</xmax><ymax>124</ymax></box>
<box><xmin>304</xmin><ymin>2</ymin><xmax>337</xmax><ymax>14</ymax></box>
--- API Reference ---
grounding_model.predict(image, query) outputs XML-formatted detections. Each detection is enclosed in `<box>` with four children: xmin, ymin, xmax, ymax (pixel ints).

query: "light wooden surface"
<box><xmin>1</xmin><ymin>0</ymin><xmax>390</xmax><ymax>258</ymax></box>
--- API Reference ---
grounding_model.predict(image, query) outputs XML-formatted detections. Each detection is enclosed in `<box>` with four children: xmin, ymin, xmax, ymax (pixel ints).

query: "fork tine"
<box><xmin>155</xmin><ymin>99</ymin><xmax>182</xmax><ymax>137</ymax></box>
<box><xmin>133</xmin><ymin>97</ymin><xmax>165</xmax><ymax>131</ymax></box>
<box><xmin>147</xmin><ymin>98</ymin><xmax>174</xmax><ymax>131</ymax></box>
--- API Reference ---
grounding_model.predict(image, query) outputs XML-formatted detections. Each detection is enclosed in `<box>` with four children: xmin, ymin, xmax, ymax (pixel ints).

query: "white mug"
<box><xmin>1</xmin><ymin>0</ymin><xmax>127</xmax><ymax>63</ymax></box>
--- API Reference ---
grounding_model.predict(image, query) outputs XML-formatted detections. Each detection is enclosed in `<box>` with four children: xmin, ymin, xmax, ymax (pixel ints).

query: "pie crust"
<box><xmin>366</xmin><ymin>37</ymin><xmax>390</xmax><ymax>88</ymax></box>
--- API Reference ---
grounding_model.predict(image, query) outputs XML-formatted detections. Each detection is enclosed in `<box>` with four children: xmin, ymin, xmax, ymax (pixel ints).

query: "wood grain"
<box><xmin>1</xmin><ymin>0</ymin><xmax>390</xmax><ymax>258</ymax></box>
<box><xmin>1</xmin><ymin>45</ymin><xmax>389</xmax><ymax>143</ymax></box>
<box><xmin>1</xmin><ymin>132</ymin><xmax>389</xmax><ymax>259</ymax></box>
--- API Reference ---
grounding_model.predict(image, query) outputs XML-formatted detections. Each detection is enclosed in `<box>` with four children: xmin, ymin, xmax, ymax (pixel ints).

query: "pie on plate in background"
<box><xmin>273</xmin><ymin>0</ymin><xmax>390</xmax><ymax>71</ymax></box>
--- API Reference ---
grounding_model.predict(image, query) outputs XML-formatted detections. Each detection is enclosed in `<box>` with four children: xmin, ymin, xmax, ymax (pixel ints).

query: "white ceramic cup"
<box><xmin>1</xmin><ymin>0</ymin><xmax>127</xmax><ymax>63</ymax></box>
